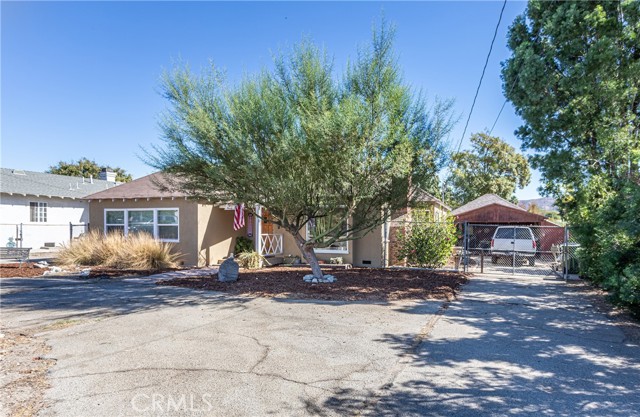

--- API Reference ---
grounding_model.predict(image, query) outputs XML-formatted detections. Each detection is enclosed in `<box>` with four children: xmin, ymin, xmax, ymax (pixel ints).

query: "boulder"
<box><xmin>218</xmin><ymin>257</ymin><xmax>239</xmax><ymax>282</ymax></box>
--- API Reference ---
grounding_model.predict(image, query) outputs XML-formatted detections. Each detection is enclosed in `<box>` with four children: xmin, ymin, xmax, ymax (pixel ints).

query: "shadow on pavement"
<box><xmin>320</xmin><ymin>275</ymin><xmax>640</xmax><ymax>416</ymax></box>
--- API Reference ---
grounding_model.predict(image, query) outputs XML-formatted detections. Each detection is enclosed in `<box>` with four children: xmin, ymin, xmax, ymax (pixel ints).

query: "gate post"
<box><xmin>563</xmin><ymin>226</ymin><xmax>569</xmax><ymax>280</ymax></box>
<box><xmin>512</xmin><ymin>226</ymin><xmax>516</xmax><ymax>275</ymax></box>
<box><xmin>69</xmin><ymin>222</ymin><xmax>73</xmax><ymax>244</ymax></box>
<box><xmin>463</xmin><ymin>222</ymin><xmax>469</xmax><ymax>273</ymax></box>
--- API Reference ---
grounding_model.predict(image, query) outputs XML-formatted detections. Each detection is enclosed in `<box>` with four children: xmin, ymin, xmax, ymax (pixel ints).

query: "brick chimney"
<box><xmin>98</xmin><ymin>168</ymin><xmax>116</xmax><ymax>182</ymax></box>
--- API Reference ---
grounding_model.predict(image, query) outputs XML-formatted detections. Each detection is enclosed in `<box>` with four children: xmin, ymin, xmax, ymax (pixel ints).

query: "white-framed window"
<box><xmin>30</xmin><ymin>202</ymin><xmax>47</xmax><ymax>222</ymax></box>
<box><xmin>104</xmin><ymin>208</ymin><xmax>179</xmax><ymax>242</ymax></box>
<box><xmin>306</xmin><ymin>215</ymin><xmax>349</xmax><ymax>254</ymax></box>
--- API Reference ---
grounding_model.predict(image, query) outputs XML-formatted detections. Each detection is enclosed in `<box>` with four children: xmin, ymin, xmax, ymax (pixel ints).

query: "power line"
<box><xmin>456</xmin><ymin>0</ymin><xmax>508</xmax><ymax>153</ymax></box>
<box><xmin>489</xmin><ymin>59</ymin><xmax>523</xmax><ymax>136</ymax></box>
<box><xmin>489</xmin><ymin>99</ymin><xmax>508</xmax><ymax>135</ymax></box>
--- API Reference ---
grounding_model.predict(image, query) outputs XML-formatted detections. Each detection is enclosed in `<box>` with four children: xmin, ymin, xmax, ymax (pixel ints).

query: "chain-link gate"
<box><xmin>461</xmin><ymin>223</ymin><xmax>578</xmax><ymax>278</ymax></box>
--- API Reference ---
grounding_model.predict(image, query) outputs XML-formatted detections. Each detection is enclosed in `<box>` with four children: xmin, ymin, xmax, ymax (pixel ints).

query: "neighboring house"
<box><xmin>84</xmin><ymin>173</ymin><xmax>450</xmax><ymax>267</ymax></box>
<box><xmin>451</xmin><ymin>194</ymin><xmax>549</xmax><ymax>225</ymax></box>
<box><xmin>450</xmin><ymin>193</ymin><xmax>563</xmax><ymax>251</ymax></box>
<box><xmin>0</xmin><ymin>168</ymin><xmax>118</xmax><ymax>249</ymax></box>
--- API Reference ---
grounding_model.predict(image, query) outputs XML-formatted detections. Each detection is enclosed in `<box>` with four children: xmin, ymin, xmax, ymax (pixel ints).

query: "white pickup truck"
<box><xmin>490</xmin><ymin>226</ymin><xmax>537</xmax><ymax>266</ymax></box>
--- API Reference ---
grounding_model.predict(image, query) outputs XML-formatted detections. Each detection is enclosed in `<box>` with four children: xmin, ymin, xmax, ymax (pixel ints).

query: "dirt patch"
<box><xmin>0</xmin><ymin>329</ymin><xmax>55</xmax><ymax>417</ymax></box>
<box><xmin>0</xmin><ymin>264</ymin><xmax>45</xmax><ymax>279</ymax></box>
<box><xmin>157</xmin><ymin>267</ymin><xmax>469</xmax><ymax>301</ymax></box>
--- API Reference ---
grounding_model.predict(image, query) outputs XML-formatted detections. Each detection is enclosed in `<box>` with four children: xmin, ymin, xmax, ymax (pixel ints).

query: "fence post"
<box><xmin>463</xmin><ymin>222</ymin><xmax>469</xmax><ymax>273</ymax></box>
<box><xmin>18</xmin><ymin>223</ymin><xmax>23</xmax><ymax>248</ymax></box>
<box><xmin>563</xmin><ymin>226</ymin><xmax>569</xmax><ymax>281</ymax></box>
<box><xmin>69</xmin><ymin>222</ymin><xmax>73</xmax><ymax>244</ymax></box>
<box><xmin>512</xmin><ymin>226</ymin><xmax>516</xmax><ymax>275</ymax></box>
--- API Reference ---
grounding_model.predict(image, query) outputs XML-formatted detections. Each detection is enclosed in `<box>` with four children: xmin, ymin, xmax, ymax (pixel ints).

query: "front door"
<box><xmin>261</xmin><ymin>209</ymin><xmax>274</xmax><ymax>234</ymax></box>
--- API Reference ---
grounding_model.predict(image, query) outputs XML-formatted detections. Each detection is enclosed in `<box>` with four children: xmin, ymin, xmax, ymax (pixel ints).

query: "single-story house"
<box><xmin>84</xmin><ymin>173</ymin><xmax>450</xmax><ymax>267</ymax></box>
<box><xmin>0</xmin><ymin>168</ymin><xmax>118</xmax><ymax>249</ymax></box>
<box><xmin>450</xmin><ymin>194</ymin><xmax>563</xmax><ymax>251</ymax></box>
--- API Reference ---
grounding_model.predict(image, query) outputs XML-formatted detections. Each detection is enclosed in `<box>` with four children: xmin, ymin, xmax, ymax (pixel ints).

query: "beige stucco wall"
<box><xmin>197</xmin><ymin>204</ymin><xmax>249</xmax><ymax>265</ymax></box>
<box><xmin>88</xmin><ymin>198</ymin><xmax>200</xmax><ymax>266</ymax></box>
<box><xmin>352</xmin><ymin>225</ymin><xmax>384</xmax><ymax>267</ymax></box>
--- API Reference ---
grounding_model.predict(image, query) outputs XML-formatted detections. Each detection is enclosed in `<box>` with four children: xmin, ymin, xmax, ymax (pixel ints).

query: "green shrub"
<box><xmin>58</xmin><ymin>230</ymin><xmax>181</xmax><ymax>270</ymax></box>
<box><xmin>234</xmin><ymin>236</ymin><xmax>253</xmax><ymax>255</ymax></box>
<box><xmin>396</xmin><ymin>213</ymin><xmax>457</xmax><ymax>269</ymax></box>
<box><xmin>236</xmin><ymin>251</ymin><xmax>263</xmax><ymax>269</ymax></box>
<box><xmin>570</xmin><ymin>180</ymin><xmax>640</xmax><ymax>307</ymax></box>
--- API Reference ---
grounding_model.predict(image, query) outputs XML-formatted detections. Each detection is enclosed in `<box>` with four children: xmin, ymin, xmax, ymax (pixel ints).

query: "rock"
<box><xmin>34</xmin><ymin>262</ymin><xmax>49</xmax><ymax>269</ymax></box>
<box><xmin>303</xmin><ymin>274</ymin><xmax>314</xmax><ymax>282</ymax></box>
<box><xmin>324</xmin><ymin>275</ymin><xmax>336</xmax><ymax>283</ymax></box>
<box><xmin>311</xmin><ymin>278</ymin><xmax>319</xmax><ymax>283</ymax></box>
<box><xmin>218</xmin><ymin>257</ymin><xmax>239</xmax><ymax>282</ymax></box>
<box><xmin>49</xmin><ymin>266</ymin><xmax>62</xmax><ymax>273</ymax></box>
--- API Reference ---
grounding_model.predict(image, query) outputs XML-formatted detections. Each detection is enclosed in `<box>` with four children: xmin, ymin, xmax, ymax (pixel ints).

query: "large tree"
<box><xmin>502</xmin><ymin>0</ymin><xmax>640</xmax><ymax>304</ymax></box>
<box><xmin>147</xmin><ymin>25</ymin><xmax>455</xmax><ymax>279</ymax></box>
<box><xmin>446</xmin><ymin>132</ymin><xmax>531</xmax><ymax>206</ymax></box>
<box><xmin>48</xmin><ymin>158</ymin><xmax>132</xmax><ymax>182</ymax></box>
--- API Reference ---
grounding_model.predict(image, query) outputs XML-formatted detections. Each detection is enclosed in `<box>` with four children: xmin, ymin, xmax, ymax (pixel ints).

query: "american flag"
<box><xmin>233</xmin><ymin>203</ymin><xmax>245</xmax><ymax>231</ymax></box>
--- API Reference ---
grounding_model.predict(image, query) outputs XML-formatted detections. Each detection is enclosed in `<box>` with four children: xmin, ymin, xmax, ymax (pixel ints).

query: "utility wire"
<box><xmin>489</xmin><ymin>99</ymin><xmax>508</xmax><ymax>135</ymax></box>
<box><xmin>489</xmin><ymin>59</ymin><xmax>522</xmax><ymax>135</ymax></box>
<box><xmin>456</xmin><ymin>0</ymin><xmax>508</xmax><ymax>153</ymax></box>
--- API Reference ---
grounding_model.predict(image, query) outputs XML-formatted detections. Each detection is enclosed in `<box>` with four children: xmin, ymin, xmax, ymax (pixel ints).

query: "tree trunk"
<box><xmin>294</xmin><ymin>235</ymin><xmax>324</xmax><ymax>279</ymax></box>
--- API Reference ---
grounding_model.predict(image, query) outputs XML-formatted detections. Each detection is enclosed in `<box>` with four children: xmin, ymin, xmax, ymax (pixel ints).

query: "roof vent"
<box><xmin>12</xmin><ymin>170</ymin><xmax>26</xmax><ymax>175</ymax></box>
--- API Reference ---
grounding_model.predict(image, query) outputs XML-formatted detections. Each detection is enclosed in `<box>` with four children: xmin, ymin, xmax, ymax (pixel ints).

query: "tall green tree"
<box><xmin>446</xmin><ymin>132</ymin><xmax>531</xmax><ymax>206</ymax></box>
<box><xmin>503</xmin><ymin>0</ymin><xmax>640</xmax><ymax>305</ymax></box>
<box><xmin>147</xmin><ymin>25</ymin><xmax>455</xmax><ymax>279</ymax></box>
<box><xmin>48</xmin><ymin>158</ymin><xmax>132</xmax><ymax>182</ymax></box>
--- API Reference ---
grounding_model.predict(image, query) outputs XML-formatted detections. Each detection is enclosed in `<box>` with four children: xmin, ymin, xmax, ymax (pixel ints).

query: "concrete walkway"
<box><xmin>365</xmin><ymin>273</ymin><xmax>640</xmax><ymax>416</ymax></box>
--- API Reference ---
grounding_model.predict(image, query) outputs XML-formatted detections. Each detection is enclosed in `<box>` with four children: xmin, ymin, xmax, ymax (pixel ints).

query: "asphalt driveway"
<box><xmin>1</xmin><ymin>272</ymin><xmax>638</xmax><ymax>416</ymax></box>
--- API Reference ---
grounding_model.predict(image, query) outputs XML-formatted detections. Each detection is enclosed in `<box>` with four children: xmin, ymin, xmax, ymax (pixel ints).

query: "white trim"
<box><xmin>104</xmin><ymin>208</ymin><xmax>180</xmax><ymax>242</ymax></box>
<box><xmin>260</xmin><ymin>233</ymin><xmax>284</xmax><ymax>256</ymax></box>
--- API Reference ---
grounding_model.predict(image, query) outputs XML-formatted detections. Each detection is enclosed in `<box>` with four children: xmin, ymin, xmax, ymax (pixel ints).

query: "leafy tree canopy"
<box><xmin>446</xmin><ymin>132</ymin><xmax>531</xmax><ymax>206</ymax></box>
<box><xmin>147</xmin><ymin>23</ymin><xmax>455</xmax><ymax>278</ymax></box>
<box><xmin>48</xmin><ymin>158</ymin><xmax>132</xmax><ymax>182</ymax></box>
<box><xmin>503</xmin><ymin>0</ymin><xmax>640</xmax><ymax>306</ymax></box>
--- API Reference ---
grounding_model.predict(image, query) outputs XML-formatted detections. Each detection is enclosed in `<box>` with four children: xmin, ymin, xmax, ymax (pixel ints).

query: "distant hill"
<box><xmin>518</xmin><ymin>197</ymin><xmax>557</xmax><ymax>212</ymax></box>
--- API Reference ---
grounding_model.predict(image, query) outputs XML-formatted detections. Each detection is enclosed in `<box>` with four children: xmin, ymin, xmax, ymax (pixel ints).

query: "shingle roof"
<box><xmin>413</xmin><ymin>188</ymin><xmax>451</xmax><ymax>211</ymax></box>
<box><xmin>84</xmin><ymin>173</ymin><xmax>187</xmax><ymax>200</ymax></box>
<box><xmin>451</xmin><ymin>194</ymin><xmax>528</xmax><ymax>216</ymax></box>
<box><xmin>0</xmin><ymin>168</ymin><xmax>118</xmax><ymax>199</ymax></box>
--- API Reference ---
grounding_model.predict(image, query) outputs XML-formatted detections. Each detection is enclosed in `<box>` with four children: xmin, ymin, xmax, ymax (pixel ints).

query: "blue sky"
<box><xmin>1</xmin><ymin>1</ymin><xmax>541</xmax><ymax>199</ymax></box>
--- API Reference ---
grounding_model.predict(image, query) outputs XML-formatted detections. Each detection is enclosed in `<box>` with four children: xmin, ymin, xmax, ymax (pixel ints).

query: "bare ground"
<box><xmin>0</xmin><ymin>329</ymin><xmax>54</xmax><ymax>417</ymax></box>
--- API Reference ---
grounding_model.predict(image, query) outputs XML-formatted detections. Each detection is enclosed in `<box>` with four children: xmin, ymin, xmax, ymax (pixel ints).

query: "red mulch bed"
<box><xmin>0</xmin><ymin>263</ymin><xmax>45</xmax><ymax>278</ymax></box>
<box><xmin>157</xmin><ymin>267</ymin><xmax>469</xmax><ymax>301</ymax></box>
<box><xmin>0</xmin><ymin>264</ymin><xmax>178</xmax><ymax>279</ymax></box>
<box><xmin>87</xmin><ymin>267</ymin><xmax>179</xmax><ymax>279</ymax></box>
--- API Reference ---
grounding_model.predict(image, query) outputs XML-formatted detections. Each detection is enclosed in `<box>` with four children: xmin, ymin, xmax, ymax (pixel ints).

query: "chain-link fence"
<box><xmin>460</xmin><ymin>223</ymin><xmax>578</xmax><ymax>278</ymax></box>
<box><xmin>385</xmin><ymin>219</ymin><xmax>579</xmax><ymax>278</ymax></box>
<box><xmin>0</xmin><ymin>223</ymin><xmax>90</xmax><ymax>250</ymax></box>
